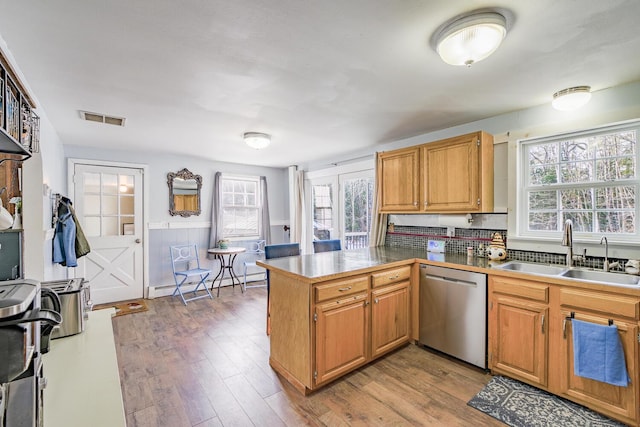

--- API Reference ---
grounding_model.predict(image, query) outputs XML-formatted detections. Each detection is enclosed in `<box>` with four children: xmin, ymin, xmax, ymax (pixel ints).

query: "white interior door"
<box><xmin>72</xmin><ymin>163</ymin><xmax>144</xmax><ymax>304</ymax></box>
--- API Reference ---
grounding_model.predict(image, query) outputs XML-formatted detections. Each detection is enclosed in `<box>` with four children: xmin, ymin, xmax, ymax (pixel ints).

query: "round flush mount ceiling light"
<box><xmin>552</xmin><ymin>86</ymin><xmax>592</xmax><ymax>111</ymax></box>
<box><xmin>243</xmin><ymin>132</ymin><xmax>271</xmax><ymax>149</ymax></box>
<box><xmin>435</xmin><ymin>11</ymin><xmax>507</xmax><ymax>67</ymax></box>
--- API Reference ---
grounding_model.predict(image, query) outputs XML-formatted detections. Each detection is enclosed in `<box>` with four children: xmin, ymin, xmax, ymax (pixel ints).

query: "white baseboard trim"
<box><xmin>147</xmin><ymin>274</ymin><xmax>266</xmax><ymax>298</ymax></box>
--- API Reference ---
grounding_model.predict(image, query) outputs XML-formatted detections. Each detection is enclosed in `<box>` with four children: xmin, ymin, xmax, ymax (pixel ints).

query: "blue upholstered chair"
<box><xmin>169</xmin><ymin>244</ymin><xmax>213</xmax><ymax>305</ymax></box>
<box><xmin>264</xmin><ymin>243</ymin><xmax>300</xmax><ymax>335</ymax></box>
<box><xmin>313</xmin><ymin>239</ymin><xmax>342</xmax><ymax>253</ymax></box>
<box><xmin>265</xmin><ymin>243</ymin><xmax>301</xmax><ymax>292</ymax></box>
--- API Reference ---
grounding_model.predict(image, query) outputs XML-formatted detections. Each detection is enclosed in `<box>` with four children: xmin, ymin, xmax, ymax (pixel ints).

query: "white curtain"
<box><xmin>260</xmin><ymin>176</ymin><xmax>272</xmax><ymax>244</ymax></box>
<box><xmin>369</xmin><ymin>153</ymin><xmax>388</xmax><ymax>247</ymax></box>
<box><xmin>291</xmin><ymin>168</ymin><xmax>307</xmax><ymax>249</ymax></box>
<box><xmin>207</xmin><ymin>172</ymin><xmax>223</xmax><ymax>259</ymax></box>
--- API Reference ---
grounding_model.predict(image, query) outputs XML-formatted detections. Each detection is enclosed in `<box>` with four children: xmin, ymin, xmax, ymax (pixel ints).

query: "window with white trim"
<box><xmin>221</xmin><ymin>175</ymin><xmax>261</xmax><ymax>238</ymax></box>
<box><xmin>519</xmin><ymin>121</ymin><xmax>638</xmax><ymax>240</ymax></box>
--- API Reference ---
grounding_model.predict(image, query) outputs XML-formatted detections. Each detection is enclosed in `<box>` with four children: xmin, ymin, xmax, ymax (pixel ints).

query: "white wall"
<box><xmin>62</xmin><ymin>145</ymin><xmax>289</xmax><ymax>226</ymax></box>
<box><xmin>28</xmin><ymin>109</ymin><xmax>68</xmax><ymax>281</ymax></box>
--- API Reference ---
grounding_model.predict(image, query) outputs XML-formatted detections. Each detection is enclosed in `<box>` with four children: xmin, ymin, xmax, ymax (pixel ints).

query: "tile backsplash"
<box><xmin>385</xmin><ymin>225</ymin><xmax>629</xmax><ymax>271</ymax></box>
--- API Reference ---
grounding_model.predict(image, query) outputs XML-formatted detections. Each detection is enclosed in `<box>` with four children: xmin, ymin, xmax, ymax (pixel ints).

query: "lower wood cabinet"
<box><xmin>268</xmin><ymin>264</ymin><xmax>412</xmax><ymax>394</ymax></box>
<box><xmin>371</xmin><ymin>281</ymin><xmax>410</xmax><ymax>358</ymax></box>
<box><xmin>314</xmin><ymin>293</ymin><xmax>369</xmax><ymax>385</ymax></box>
<box><xmin>559</xmin><ymin>310</ymin><xmax>638</xmax><ymax>423</ymax></box>
<box><xmin>490</xmin><ymin>294</ymin><xmax>548</xmax><ymax>387</ymax></box>
<box><xmin>489</xmin><ymin>275</ymin><xmax>640</xmax><ymax>426</ymax></box>
<box><xmin>557</xmin><ymin>286</ymin><xmax>640</xmax><ymax>425</ymax></box>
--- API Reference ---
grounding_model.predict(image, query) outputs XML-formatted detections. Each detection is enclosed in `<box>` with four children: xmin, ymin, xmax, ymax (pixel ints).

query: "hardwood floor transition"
<box><xmin>112</xmin><ymin>284</ymin><xmax>502</xmax><ymax>426</ymax></box>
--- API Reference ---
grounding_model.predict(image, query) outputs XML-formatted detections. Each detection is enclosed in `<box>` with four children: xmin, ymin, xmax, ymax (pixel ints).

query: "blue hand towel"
<box><xmin>572</xmin><ymin>319</ymin><xmax>630</xmax><ymax>387</ymax></box>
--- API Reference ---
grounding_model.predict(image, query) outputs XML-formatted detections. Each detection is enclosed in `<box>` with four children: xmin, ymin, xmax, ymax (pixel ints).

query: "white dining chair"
<box><xmin>170</xmin><ymin>244</ymin><xmax>213</xmax><ymax>305</ymax></box>
<box><xmin>242</xmin><ymin>240</ymin><xmax>267</xmax><ymax>291</ymax></box>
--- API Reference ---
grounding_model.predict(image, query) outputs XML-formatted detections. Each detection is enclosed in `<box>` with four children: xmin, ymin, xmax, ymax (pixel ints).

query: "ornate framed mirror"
<box><xmin>167</xmin><ymin>168</ymin><xmax>202</xmax><ymax>217</ymax></box>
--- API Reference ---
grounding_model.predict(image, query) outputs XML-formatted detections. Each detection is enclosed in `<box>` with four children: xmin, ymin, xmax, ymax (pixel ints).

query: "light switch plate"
<box><xmin>428</xmin><ymin>240</ymin><xmax>445</xmax><ymax>253</ymax></box>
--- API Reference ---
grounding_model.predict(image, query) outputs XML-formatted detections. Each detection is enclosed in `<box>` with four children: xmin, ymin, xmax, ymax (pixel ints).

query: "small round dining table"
<box><xmin>207</xmin><ymin>246</ymin><xmax>246</xmax><ymax>296</ymax></box>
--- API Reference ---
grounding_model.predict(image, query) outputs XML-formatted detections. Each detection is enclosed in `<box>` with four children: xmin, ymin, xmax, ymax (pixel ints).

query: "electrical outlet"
<box><xmin>447</xmin><ymin>226</ymin><xmax>455</xmax><ymax>237</ymax></box>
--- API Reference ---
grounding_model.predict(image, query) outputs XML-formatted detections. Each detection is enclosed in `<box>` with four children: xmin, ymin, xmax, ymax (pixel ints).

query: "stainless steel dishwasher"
<box><xmin>419</xmin><ymin>264</ymin><xmax>487</xmax><ymax>368</ymax></box>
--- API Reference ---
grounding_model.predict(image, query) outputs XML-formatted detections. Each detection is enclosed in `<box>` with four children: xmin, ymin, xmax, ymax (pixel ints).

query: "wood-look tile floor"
<box><xmin>112</xmin><ymin>284</ymin><xmax>503</xmax><ymax>427</ymax></box>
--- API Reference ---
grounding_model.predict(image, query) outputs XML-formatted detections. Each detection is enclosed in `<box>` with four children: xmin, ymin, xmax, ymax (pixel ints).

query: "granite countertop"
<box><xmin>257</xmin><ymin>247</ymin><xmax>640</xmax><ymax>296</ymax></box>
<box><xmin>257</xmin><ymin>246</ymin><xmax>498</xmax><ymax>282</ymax></box>
<box><xmin>257</xmin><ymin>247</ymin><xmax>422</xmax><ymax>282</ymax></box>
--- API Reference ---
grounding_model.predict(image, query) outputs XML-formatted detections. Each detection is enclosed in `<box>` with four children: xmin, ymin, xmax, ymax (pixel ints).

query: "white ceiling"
<box><xmin>1</xmin><ymin>0</ymin><xmax>640</xmax><ymax>168</ymax></box>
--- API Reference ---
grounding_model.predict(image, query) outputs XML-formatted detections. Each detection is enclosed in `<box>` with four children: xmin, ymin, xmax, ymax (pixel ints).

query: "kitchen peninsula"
<box><xmin>259</xmin><ymin>247</ymin><xmax>431</xmax><ymax>394</ymax></box>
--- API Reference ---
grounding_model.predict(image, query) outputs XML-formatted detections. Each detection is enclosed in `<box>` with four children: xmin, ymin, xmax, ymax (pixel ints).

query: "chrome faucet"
<box><xmin>562</xmin><ymin>219</ymin><xmax>574</xmax><ymax>267</ymax></box>
<box><xmin>600</xmin><ymin>236</ymin><xmax>610</xmax><ymax>272</ymax></box>
<box><xmin>599</xmin><ymin>236</ymin><xmax>620</xmax><ymax>272</ymax></box>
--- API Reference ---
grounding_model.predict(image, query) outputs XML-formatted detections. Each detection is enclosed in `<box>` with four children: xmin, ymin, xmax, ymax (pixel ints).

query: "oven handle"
<box><xmin>0</xmin><ymin>308</ymin><xmax>62</xmax><ymax>328</ymax></box>
<box><xmin>424</xmin><ymin>274</ymin><xmax>477</xmax><ymax>287</ymax></box>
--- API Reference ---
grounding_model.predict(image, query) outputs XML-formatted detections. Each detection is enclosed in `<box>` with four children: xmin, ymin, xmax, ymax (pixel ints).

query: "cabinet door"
<box><xmin>422</xmin><ymin>133</ymin><xmax>479</xmax><ymax>212</ymax></box>
<box><xmin>314</xmin><ymin>293</ymin><xmax>369</xmax><ymax>386</ymax></box>
<box><xmin>371</xmin><ymin>281</ymin><xmax>410</xmax><ymax>358</ymax></box>
<box><xmin>558</xmin><ymin>311</ymin><xmax>638</xmax><ymax>424</ymax></box>
<box><xmin>377</xmin><ymin>147</ymin><xmax>421</xmax><ymax>212</ymax></box>
<box><xmin>489</xmin><ymin>294</ymin><xmax>548</xmax><ymax>387</ymax></box>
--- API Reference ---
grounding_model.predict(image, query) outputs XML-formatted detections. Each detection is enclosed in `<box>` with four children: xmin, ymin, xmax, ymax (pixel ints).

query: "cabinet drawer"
<box><xmin>489</xmin><ymin>276</ymin><xmax>549</xmax><ymax>303</ymax></box>
<box><xmin>559</xmin><ymin>288</ymin><xmax>639</xmax><ymax>320</ymax></box>
<box><xmin>371</xmin><ymin>266</ymin><xmax>411</xmax><ymax>288</ymax></box>
<box><xmin>315</xmin><ymin>276</ymin><xmax>369</xmax><ymax>303</ymax></box>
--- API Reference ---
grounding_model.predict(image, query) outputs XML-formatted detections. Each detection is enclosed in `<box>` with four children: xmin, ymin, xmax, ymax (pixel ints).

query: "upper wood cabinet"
<box><xmin>377</xmin><ymin>131</ymin><xmax>494</xmax><ymax>213</ymax></box>
<box><xmin>377</xmin><ymin>146</ymin><xmax>421</xmax><ymax>212</ymax></box>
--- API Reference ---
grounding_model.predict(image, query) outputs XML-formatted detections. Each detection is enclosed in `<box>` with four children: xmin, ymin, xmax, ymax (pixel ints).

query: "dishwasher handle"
<box><xmin>423</xmin><ymin>274</ymin><xmax>477</xmax><ymax>288</ymax></box>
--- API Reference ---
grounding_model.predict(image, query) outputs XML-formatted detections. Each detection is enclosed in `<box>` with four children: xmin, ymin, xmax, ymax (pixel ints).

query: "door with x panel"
<box><xmin>72</xmin><ymin>163</ymin><xmax>144</xmax><ymax>304</ymax></box>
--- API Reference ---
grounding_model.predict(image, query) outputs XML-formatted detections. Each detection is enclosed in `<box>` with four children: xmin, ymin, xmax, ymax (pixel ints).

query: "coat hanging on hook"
<box><xmin>52</xmin><ymin>196</ymin><xmax>90</xmax><ymax>267</ymax></box>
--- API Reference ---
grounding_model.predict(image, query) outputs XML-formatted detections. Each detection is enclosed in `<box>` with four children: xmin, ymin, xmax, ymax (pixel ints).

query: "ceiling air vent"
<box><xmin>79</xmin><ymin>111</ymin><xmax>126</xmax><ymax>127</ymax></box>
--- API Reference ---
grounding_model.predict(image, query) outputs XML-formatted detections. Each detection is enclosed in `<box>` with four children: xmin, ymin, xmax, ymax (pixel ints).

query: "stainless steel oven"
<box><xmin>2</xmin><ymin>355</ymin><xmax>43</xmax><ymax>427</ymax></box>
<box><xmin>0</xmin><ymin>280</ymin><xmax>61</xmax><ymax>427</ymax></box>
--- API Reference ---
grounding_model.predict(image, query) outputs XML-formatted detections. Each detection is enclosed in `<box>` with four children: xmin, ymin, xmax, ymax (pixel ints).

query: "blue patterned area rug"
<box><xmin>468</xmin><ymin>376</ymin><xmax>626</xmax><ymax>427</ymax></box>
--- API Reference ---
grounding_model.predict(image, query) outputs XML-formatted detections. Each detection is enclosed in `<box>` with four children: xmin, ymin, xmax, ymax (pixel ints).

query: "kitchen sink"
<box><xmin>560</xmin><ymin>269</ymin><xmax>640</xmax><ymax>286</ymax></box>
<box><xmin>495</xmin><ymin>260</ymin><xmax>640</xmax><ymax>287</ymax></box>
<box><xmin>496</xmin><ymin>261</ymin><xmax>568</xmax><ymax>276</ymax></box>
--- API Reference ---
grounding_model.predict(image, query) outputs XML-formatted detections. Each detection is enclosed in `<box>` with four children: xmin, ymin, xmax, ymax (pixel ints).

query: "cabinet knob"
<box><xmin>374</xmin><ymin>298</ymin><xmax>379</xmax><ymax>304</ymax></box>
<box><xmin>338</xmin><ymin>286</ymin><xmax>352</xmax><ymax>292</ymax></box>
<box><xmin>413</xmin><ymin>202</ymin><xmax>418</xmax><ymax>206</ymax></box>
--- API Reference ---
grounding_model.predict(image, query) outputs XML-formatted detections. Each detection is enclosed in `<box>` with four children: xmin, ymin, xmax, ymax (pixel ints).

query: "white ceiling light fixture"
<box><xmin>244</xmin><ymin>132</ymin><xmax>271</xmax><ymax>149</ymax></box>
<box><xmin>552</xmin><ymin>86</ymin><xmax>592</xmax><ymax>111</ymax></box>
<box><xmin>435</xmin><ymin>11</ymin><xmax>507</xmax><ymax>67</ymax></box>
